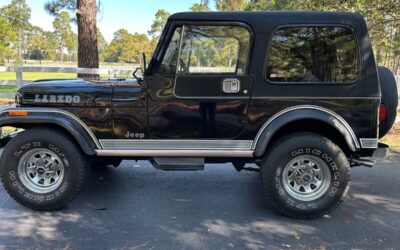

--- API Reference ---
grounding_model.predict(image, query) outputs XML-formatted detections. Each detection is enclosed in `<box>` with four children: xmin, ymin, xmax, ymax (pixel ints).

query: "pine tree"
<box><xmin>46</xmin><ymin>0</ymin><xmax>99</xmax><ymax>78</ymax></box>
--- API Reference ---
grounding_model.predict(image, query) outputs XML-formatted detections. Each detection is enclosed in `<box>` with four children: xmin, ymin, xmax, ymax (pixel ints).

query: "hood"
<box><xmin>17</xmin><ymin>79</ymin><xmax>114</xmax><ymax>107</ymax></box>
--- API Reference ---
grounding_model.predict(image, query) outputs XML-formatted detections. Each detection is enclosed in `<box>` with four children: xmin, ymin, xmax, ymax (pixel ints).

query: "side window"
<box><xmin>158</xmin><ymin>27</ymin><xmax>182</xmax><ymax>74</ymax></box>
<box><xmin>177</xmin><ymin>25</ymin><xmax>250</xmax><ymax>75</ymax></box>
<box><xmin>266</xmin><ymin>26</ymin><xmax>359</xmax><ymax>83</ymax></box>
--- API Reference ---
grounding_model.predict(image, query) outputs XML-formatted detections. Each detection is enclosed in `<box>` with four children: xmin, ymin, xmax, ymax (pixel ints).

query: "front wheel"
<box><xmin>261</xmin><ymin>133</ymin><xmax>351</xmax><ymax>219</ymax></box>
<box><xmin>0</xmin><ymin>127</ymin><xmax>89</xmax><ymax>210</ymax></box>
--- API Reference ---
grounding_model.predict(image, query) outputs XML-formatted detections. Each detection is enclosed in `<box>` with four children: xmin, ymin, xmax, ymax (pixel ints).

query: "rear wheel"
<box><xmin>0</xmin><ymin>127</ymin><xmax>89</xmax><ymax>210</ymax></box>
<box><xmin>261</xmin><ymin>133</ymin><xmax>351</xmax><ymax>219</ymax></box>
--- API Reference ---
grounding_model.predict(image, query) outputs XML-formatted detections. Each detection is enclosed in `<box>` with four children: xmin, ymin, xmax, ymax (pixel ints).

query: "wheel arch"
<box><xmin>0</xmin><ymin>108</ymin><xmax>99</xmax><ymax>155</ymax></box>
<box><xmin>253</xmin><ymin>105</ymin><xmax>360</xmax><ymax>157</ymax></box>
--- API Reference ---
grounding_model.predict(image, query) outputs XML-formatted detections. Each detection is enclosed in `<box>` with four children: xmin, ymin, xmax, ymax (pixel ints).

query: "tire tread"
<box><xmin>0</xmin><ymin>127</ymin><xmax>89</xmax><ymax>211</ymax></box>
<box><xmin>261</xmin><ymin>132</ymin><xmax>351</xmax><ymax>219</ymax></box>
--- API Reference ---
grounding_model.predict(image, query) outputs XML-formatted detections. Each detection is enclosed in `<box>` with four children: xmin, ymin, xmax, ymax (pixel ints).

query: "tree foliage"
<box><xmin>0</xmin><ymin>16</ymin><xmax>17</xmax><ymax>65</ymax></box>
<box><xmin>191</xmin><ymin>0</ymin><xmax>210</xmax><ymax>12</ymax></box>
<box><xmin>28</xmin><ymin>27</ymin><xmax>56</xmax><ymax>63</ymax></box>
<box><xmin>216</xmin><ymin>0</ymin><xmax>249</xmax><ymax>11</ymax></box>
<box><xmin>97</xmin><ymin>28</ymin><xmax>108</xmax><ymax>62</ymax></box>
<box><xmin>148</xmin><ymin>9</ymin><xmax>170</xmax><ymax>41</ymax></box>
<box><xmin>53</xmin><ymin>11</ymin><xmax>75</xmax><ymax>61</ymax></box>
<box><xmin>0</xmin><ymin>0</ymin><xmax>31</xmax><ymax>63</ymax></box>
<box><xmin>45</xmin><ymin>0</ymin><xmax>76</xmax><ymax>14</ymax></box>
<box><xmin>104</xmin><ymin>29</ymin><xmax>153</xmax><ymax>63</ymax></box>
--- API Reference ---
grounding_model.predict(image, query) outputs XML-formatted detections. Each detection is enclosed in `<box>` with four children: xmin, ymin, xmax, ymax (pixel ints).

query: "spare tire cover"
<box><xmin>378</xmin><ymin>66</ymin><xmax>398</xmax><ymax>138</ymax></box>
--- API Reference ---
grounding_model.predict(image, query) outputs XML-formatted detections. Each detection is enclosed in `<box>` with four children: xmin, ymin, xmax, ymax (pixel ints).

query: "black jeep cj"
<box><xmin>0</xmin><ymin>12</ymin><xmax>398</xmax><ymax>218</ymax></box>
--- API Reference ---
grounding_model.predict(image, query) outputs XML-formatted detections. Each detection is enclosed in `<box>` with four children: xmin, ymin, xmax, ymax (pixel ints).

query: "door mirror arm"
<box><xmin>133</xmin><ymin>68</ymin><xmax>144</xmax><ymax>84</ymax></box>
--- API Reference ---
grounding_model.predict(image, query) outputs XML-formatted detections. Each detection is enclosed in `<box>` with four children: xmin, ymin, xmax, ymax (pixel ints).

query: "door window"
<box><xmin>158</xmin><ymin>27</ymin><xmax>182</xmax><ymax>74</ymax></box>
<box><xmin>177</xmin><ymin>25</ymin><xmax>251</xmax><ymax>75</ymax></box>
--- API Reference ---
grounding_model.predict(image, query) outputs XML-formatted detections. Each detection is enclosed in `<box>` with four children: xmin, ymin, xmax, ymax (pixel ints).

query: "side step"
<box><xmin>350</xmin><ymin>157</ymin><xmax>376</xmax><ymax>168</ymax></box>
<box><xmin>150</xmin><ymin>157</ymin><xmax>205</xmax><ymax>171</ymax></box>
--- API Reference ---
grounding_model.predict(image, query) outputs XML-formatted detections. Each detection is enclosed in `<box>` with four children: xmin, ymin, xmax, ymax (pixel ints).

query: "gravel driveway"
<box><xmin>1</xmin><ymin>154</ymin><xmax>399</xmax><ymax>250</ymax></box>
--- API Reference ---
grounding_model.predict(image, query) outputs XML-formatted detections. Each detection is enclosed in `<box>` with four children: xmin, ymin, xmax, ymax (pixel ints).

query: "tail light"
<box><xmin>379</xmin><ymin>104</ymin><xmax>387</xmax><ymax>122</ymax></box>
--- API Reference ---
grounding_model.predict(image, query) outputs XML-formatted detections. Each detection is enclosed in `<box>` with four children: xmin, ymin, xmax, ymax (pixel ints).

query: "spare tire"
<box><xmin>378</xmin><ymin>66</ymin><xmax>398</xmax><ymax>138</ymax></box>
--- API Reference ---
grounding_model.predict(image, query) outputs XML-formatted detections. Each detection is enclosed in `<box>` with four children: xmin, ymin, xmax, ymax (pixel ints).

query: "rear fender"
<box><xmin>252</xmin><ymin>105</ymin><xmax>360</xmax><ymax>156</ymax></box>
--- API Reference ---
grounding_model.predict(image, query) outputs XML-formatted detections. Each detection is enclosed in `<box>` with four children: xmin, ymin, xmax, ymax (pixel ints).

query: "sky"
<box><xmin>0</xmin><ymin>0</ymin><xmax>214</xmax><ymax>42</ymax></box>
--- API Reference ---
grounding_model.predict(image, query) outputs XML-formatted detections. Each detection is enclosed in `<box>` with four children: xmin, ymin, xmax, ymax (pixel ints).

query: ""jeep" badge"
<box><xmin>34</xmin><ymin>94</ymin><xmax>81</xmax><ymax>104</ymax></box>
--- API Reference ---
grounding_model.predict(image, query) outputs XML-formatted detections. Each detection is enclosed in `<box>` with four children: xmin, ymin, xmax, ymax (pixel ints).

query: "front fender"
<box><xmin>0</xmin><ymin>108</ymin><xmax>100</xmax><ymax>155</ymax></box>
<box><xmin>252</xmin><ymin>105</ymin><xmax>360</xmax><ymax>157</ymax></box>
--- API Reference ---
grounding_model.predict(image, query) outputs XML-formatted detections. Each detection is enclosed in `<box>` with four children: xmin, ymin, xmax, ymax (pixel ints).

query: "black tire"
<box><xmin>261</xmin><ymin>132</ymin><xmax>351</xmax><ymax>219</ymax></box>
<box><xmin>378</xmin><ymin>66</ymin><xmax>398</xmax><ymax>138</ymax></box>
<box><xmin>0</xmin><ymin>127</ymin><xmax>89</xmax><ymax>211</ymax></box>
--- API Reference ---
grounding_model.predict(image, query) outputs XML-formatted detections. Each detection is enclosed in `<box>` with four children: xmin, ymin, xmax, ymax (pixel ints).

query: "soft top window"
<box><xmin>266</xmin><ymin>26</ymin><xmax>359</xmax><ymax>83</ymax></box>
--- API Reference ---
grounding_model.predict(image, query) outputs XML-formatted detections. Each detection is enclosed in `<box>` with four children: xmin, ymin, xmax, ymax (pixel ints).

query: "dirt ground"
<box><xmin>380</xmin><ymin>122</ymin><xmax>400</xmax><ymax>153</ymax></box>
<box><xmin>0</xmin><ymin>99</ymin><xmax>14</xmax><ymax>106</ymax></box>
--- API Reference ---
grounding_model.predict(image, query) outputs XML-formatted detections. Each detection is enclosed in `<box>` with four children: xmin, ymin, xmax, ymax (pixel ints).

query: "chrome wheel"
<box><xmin>18</xmin><ymin>148</ymin><xmax>65</xmax><ymax>193</ymax></box>
<box><xmin>282</xmin><ymin>155</ymin><xmax>331</xmax><ymax>201</ymax></box>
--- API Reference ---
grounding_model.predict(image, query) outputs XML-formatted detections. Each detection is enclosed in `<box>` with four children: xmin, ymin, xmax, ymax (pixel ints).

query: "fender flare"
<box><xmin>252</xmin><ymin>105</ymin><xmax>360</xmax><ymax>157</ymax></box>
<box><xmin>0</xmin><ymin>108</ymin><xmax>100</xmax><ymax>155</ymax></box>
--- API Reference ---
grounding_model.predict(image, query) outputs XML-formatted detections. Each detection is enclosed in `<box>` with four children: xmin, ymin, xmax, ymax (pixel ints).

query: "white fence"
<box><xmin>0</xmin><ymin>66</ymin><xmax>137</xmax><ymax>89</ymax></box>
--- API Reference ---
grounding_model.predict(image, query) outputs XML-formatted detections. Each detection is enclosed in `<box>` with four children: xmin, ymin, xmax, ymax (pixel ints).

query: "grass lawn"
<box><xmin>1</xmin><ymin>126</ymin><xmax>18</xmax><ymax>136</ymax></box>
<box><xmin>0</xmin><ymin>85</ymin><xmax>16</xmax><ymax>93</ymax></box>
<box><xmin>0</xmin><ymin>72</ymin><xmax>77</xmax><ymax>80</ymax></box>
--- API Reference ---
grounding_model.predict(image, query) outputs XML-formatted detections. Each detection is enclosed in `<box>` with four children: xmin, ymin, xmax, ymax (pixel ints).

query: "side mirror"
<box><xmin>133</xmin><ymin>67</ymin><xmax>144</xmax><ymax>84</ymax></box>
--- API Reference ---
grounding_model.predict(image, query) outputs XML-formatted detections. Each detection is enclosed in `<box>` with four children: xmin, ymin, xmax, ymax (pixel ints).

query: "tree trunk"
<box><xmin>76</xmin><ymin>0</ymin><xmax>99</xmax><ymax>79</ymax></box>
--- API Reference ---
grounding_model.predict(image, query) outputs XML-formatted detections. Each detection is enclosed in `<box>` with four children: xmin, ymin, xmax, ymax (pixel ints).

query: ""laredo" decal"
<box><xmin>34</xmin><ymin>94</ymin><xmax>81</xmax><ymax>104</ymax></box>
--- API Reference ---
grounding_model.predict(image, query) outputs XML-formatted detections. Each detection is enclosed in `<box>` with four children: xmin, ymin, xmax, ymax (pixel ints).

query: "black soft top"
<box><xmin>169</xmin><ymin>11</ymin><xmax>366</xmax><ymax>32</ymax></box>
<box><xmin>165</xmin><ymin>11</ymin><xmax>378</xmax><ymax>98</ymax></box>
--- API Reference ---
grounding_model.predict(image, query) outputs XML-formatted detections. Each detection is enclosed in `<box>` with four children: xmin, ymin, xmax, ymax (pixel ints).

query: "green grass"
<box><xmin>0</xmin><ymin>85</ymin><xmax>16</xmax><ymax>93</ymax></box>
<box><xmin>1</xmin><ymin>126</ymin><xmax>18</xmax><ymax>138</ymax></box>
<box><xmin>0</xmin><ymin>72</ymin><xmax>77</xmax><ymax>81</ymax></box>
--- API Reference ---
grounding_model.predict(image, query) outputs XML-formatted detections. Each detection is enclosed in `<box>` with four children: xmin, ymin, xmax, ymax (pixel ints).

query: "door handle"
<box><xmin>222</xmin><ymin>78</ymin><xmax>240</xmax><ymax>93</ymax></box>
